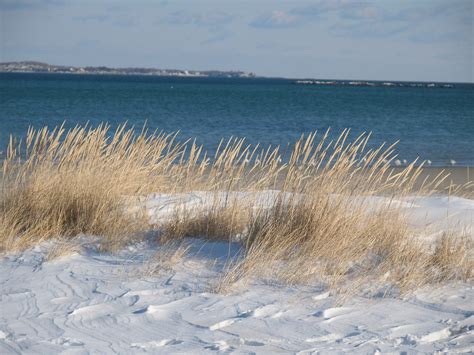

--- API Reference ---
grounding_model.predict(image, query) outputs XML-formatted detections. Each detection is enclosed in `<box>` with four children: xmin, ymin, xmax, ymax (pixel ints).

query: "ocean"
<box><xmin>1</xmin><ymin>73</ymin><xmax>473</xmax><ymax>167</ymax></box>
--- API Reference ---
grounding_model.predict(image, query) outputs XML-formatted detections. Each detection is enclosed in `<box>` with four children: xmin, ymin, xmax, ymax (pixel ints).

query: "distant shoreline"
<box><xmin>2</xmin><ymin>61</ymin><xmax>473</xmax><ymax>85</ymax></box>
<box><xmin>0</xmin><ymin>61</ymin><xmax>256</xmax><ymax>79</ymax></box>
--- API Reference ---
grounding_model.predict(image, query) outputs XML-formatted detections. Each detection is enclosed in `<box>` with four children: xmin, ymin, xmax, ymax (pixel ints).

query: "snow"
<box><xmin>0</xmin><ymin>193</ymin><xmax>473</xmax><ymax>353</ymax></box>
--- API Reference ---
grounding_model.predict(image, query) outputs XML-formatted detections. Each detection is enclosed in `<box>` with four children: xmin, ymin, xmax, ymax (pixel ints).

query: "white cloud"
<box><xmin>250</xmin><ymin>10</ymin><xmax>300</xmax><ymax>28</ymax></box>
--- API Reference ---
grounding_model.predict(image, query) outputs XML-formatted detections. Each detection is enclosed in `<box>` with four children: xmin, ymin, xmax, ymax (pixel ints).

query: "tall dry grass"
<box><xmin>0</xmin><ymin>123</ymin><xmax>183</xmax><ymax>251</ymax></box>
<box><xmin>0</xmin><ymin>124</ymin><xmax>472</xmax><ymax>294</ymax></box>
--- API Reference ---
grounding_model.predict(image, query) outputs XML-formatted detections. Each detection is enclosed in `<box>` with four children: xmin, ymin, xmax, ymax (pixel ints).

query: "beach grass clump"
<box><xmin>217</xmin><ymin>195</ymin><xmax>472</xmax><ymax>294</ymax></box>
<box><xmin>161</xmin><ymin>197</ymin><xmax>248</xmax><ymax>243</ymax></box>
<box><xmin>0</xmin><ymin>124</ymin><xmax>472</xmax><ymax>293</ymax></box>
<box><xmin>0</xmin><ymin>124</ymin><xmax>183</xmax><ymax>252</ymax></box>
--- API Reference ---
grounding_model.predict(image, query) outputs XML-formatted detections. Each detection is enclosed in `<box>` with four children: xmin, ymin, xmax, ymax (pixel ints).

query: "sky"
<box><xmin>0</xmin><ymin>0</ymin><xmax>472</xmax><ymax>82</ymax></box>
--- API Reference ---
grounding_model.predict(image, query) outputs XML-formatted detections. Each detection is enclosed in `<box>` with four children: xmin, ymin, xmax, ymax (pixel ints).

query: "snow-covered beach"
<box><xmin>1</xmin><ymin>193</ymin><xmax>473</xmax><ymax>354</ymax></box>
<box><xmin>2</xmin><ymin>0</ymin><xmax>473</xmax><ymax>351</ymax></box>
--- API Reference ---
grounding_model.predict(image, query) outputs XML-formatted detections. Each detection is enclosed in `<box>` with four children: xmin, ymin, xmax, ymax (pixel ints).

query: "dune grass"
<box><xmin>0</xmin><ymin>124</ymin><xmax>472</xmax><ymax>293</ymax></box>
<box><xmin>0</xmin><ymin>124</ymin><xmax>183</xmax><ymax>251</ymax></box>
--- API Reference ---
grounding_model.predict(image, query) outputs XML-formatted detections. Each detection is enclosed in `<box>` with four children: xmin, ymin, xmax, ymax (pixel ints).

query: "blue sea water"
<box><xmin>0</xmin><ymin>73</ymin><xmax>473</xmax><ymax>166</ymax></box>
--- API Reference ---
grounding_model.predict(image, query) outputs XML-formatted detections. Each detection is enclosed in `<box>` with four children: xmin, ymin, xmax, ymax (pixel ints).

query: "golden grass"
<box><xmin>0</xmin><ymin>123</ymin><xmax>180</xmax><ymax>252</ymax></box>
<box><xmin>0</xmin><ymin>124</ymin><xmax>472</xmax><ymax>294</ymax></box>
<box><xmin>161</xmin><ymin>195</ymin><xmax>248</xmax><ymax>243</ymax></box>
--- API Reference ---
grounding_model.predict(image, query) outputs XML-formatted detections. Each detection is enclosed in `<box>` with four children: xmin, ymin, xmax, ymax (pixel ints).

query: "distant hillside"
<box><xmin>0</xmin><ymin>61</ymin><xmax>256</xmax><ymax>78</ymax></box>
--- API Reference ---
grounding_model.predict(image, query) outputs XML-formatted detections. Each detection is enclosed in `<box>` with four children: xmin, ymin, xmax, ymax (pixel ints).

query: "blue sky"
<box><xmin>0</xmin><ymin>0</ymin><xmax>472</xmax><ymax>82</ymax></box>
